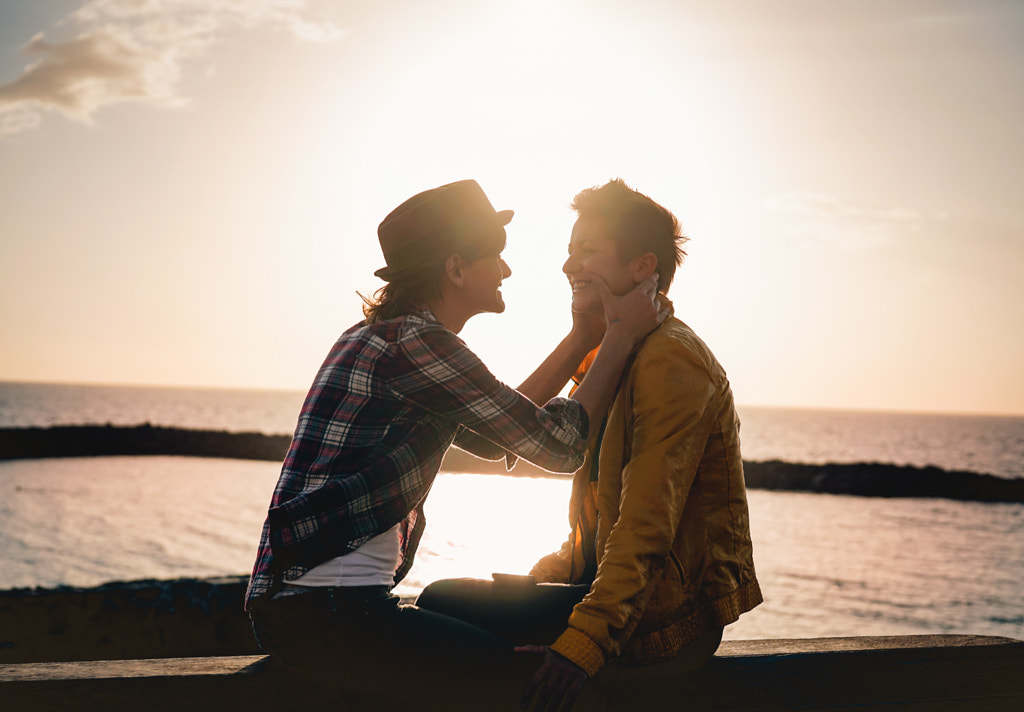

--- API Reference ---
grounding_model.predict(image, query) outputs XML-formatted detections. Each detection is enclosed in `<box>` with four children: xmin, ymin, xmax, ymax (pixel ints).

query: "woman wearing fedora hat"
<box><xmin>244</xmin><ymin>179</ymin><xmax>665</xmax><ymax>710</ymax></box>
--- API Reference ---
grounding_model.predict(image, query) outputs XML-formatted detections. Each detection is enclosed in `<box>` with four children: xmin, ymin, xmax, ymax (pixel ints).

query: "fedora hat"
<box><xmin>375</xmin><ymin>180</ymin><xmax>514</xmax><ymax>281</ymax></box>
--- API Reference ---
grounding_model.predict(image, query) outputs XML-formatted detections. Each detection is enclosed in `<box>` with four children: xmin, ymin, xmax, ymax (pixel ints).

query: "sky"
<box><xmin>1</xmin><ymin>0</ymin><xmax>1022</xmax><ymax>416</ymax></box>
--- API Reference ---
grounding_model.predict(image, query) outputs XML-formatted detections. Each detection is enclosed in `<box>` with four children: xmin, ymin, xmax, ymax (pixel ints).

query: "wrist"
<box><xmin>602</xmin><ymin>320</ymin><xmax>640</xmax><ymax>348</ymax></box>
<box><xmin>567</xmin><ymin>327</ymin><xmax>602</xmax><ymax>356</ymax></box>
<box><xmin>596</xmin><ymin>333</ymin><xmax>634</xmax><ymax>363</ymax></box>
<box><xmin>550</xmin><ymin>629</ymin><xmax>606</xmax><ymax>678</ymax></box>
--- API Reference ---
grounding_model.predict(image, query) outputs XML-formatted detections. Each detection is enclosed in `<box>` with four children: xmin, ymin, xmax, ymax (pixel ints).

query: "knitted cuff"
<box><xmin>550</xmin><ymin>627</ymin><xmax>607</xmax><ymax>678</ymax></box>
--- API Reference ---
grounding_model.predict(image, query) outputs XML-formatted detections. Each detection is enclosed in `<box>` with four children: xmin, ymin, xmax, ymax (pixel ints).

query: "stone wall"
<box><xmin>0</xmin><ymin>577</ymin><xmax>259</xmax><ymax>663</ymax></box>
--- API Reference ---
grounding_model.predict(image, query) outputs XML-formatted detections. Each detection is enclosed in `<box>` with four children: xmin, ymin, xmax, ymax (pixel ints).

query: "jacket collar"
<box><xmin>570</xmin><ymin>293</ymin><xmax>674</xmax><ymax>387</ymax></box>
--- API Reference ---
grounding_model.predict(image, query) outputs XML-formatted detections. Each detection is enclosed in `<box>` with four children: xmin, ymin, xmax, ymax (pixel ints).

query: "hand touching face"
<box><xmin>563</xmin><ymin>218</ymin><xmax>652</xmax><ymax>318</ymax></box>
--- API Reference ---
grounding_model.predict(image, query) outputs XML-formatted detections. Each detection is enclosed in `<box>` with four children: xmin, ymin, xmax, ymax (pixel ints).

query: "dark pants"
<box><xmin>417</xmin><ymin>577</ymin><xmax>724</xmax><ymax>711</ymax></box>
<box><xmin>416</xmin><ymin>577</ymin><xmax>591</xmax><ymax>645</ymax></box>
<box><xmin>250</xmin><ymin>585</ymin><xmax>543</xmax><ymax>712</ymax></box>
<box><xmin>251</xmin><ymin>581</ymin><xmax>721</xmax><ymax>711</ymax></box>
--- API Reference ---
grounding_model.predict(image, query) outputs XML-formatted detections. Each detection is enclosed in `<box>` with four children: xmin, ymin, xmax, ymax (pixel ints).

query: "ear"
<box><xmin>631</xmin><ymin>252</ymin><xmax>658</xmax><ymax>283</ymax></box>
<box><xmin>444</xmin><ymin>254</ymin><xmax>465</xmax><ymax>287</ymax></box>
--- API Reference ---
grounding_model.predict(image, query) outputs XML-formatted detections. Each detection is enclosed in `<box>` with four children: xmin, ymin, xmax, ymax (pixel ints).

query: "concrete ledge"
<box><xmin>1</xmin><ymin>635</ymin><xmax>1022</xmax><ymax>711</ymax></box>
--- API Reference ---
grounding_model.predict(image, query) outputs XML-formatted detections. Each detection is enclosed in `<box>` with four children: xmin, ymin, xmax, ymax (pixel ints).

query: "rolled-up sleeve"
<box><xmin>388</xmin><ymin>324</ymin><xmax>589</xmax><ymax>474</ymax></box>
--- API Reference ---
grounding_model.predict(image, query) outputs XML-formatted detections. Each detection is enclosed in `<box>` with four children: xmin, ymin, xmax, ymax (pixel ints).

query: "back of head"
<box><xmin>571</xmin><ymin>179</ymin><xmax>687</xmax><ymax>292</ymax></box>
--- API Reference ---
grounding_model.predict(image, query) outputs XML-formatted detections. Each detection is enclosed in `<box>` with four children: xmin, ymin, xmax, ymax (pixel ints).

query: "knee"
<box><xmin>416</xmin><ymin>577</ymin><xmax>490</xmax><ymax>611</ymax></box>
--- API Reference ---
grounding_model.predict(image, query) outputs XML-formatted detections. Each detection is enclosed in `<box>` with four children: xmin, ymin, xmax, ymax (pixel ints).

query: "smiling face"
<box><xmin>459</xmin><ymin>252</ymin><xmax>513</xmax><ymax>315</ymax></box>
<box><xmin>563</xmin><ymin>217</ymin><xmax>646</xmax><ymax>316</ymax></box>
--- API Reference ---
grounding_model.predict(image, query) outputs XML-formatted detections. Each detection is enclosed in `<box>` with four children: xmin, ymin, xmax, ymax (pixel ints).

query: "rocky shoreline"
<box><xmin>2</xmin><ymin>425</ymin><xmax>1022</xmax><ymax>503</ymax></box>
<box><xmin>0</xmin><ymin>425</ymin><xmax>291</xmax><ymax>462</ymax></box>
<box><xmin>741</xmin><ymin>459</ymin><xmax>1024</xmax><ymax>502</ymax></box>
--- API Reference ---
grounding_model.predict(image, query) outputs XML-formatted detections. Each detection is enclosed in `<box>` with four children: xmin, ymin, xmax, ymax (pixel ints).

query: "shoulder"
<box><xmin>354</xmin><ymin>313</ymin><xmax>462</xmax><ymax>350</ymax></box>
<box><xmin>634</xmin><ymin>316</ymin><xmax>723</xmax><ymax>380</ymax></box>
<box><xmin>323</xmin><ymin>316</ymin><xmax>463</xmax><ymax>373</ymax></box>
<box><xmin>356</xmin><ymin>312</ymin><xmax>427</xmax><ymax>338</ymax></box>
<box><xmin>625</xmin><ymin>318</ymin><xmax>732</xmax><ymax>415</ymax></box>
<box><xmin>364</xmin><ymin>314</ymin><xmax>487</xmax><ymax>380</ymax></box>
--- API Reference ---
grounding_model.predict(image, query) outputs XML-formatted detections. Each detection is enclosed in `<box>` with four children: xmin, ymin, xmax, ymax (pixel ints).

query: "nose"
<box><xmin>500</xmin><ymin>257</ymin><xmax>512</xmax><ymax>279</ymax></box>
<box><xmin>562</xmin><ymin>254</ymin><xmax>576</xmax><ymax>275</ymax></box>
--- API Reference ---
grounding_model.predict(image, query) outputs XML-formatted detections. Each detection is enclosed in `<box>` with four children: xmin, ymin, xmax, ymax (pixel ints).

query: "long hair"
<box><xmin>360</xmin><ymin>263</ymin><xmax>447</xmax><ymax>323</ymax></box>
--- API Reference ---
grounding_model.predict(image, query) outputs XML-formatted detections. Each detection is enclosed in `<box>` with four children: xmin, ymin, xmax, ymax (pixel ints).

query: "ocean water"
<box><xmin>1</xmin><ymin>381</ymin><xmax>1022</xmax><ymax>642</ymax></box>
<box><xmin>3</xmin><ymin>380</ymin><xmax>1022</xmax><ymax>478</ymax></box>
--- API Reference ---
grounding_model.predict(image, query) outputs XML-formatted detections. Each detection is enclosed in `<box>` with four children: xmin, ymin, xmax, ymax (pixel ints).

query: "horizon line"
<box><xmin>1</xmin><ymin>377</ymin><xmax>1022</xmax><ymax>419</ymax></box>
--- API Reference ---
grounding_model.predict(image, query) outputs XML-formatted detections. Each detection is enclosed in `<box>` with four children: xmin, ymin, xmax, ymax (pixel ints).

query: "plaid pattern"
<box><xmin>245</xmin><ymin>310</ymin><xmax>589</xmax><ymax>609</ymax></box>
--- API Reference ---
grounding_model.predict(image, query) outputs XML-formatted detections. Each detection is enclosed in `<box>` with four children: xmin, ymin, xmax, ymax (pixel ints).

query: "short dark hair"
<box><xmin>360</xmin><ymin>231</ymin><xmax>506</xmax><ymax>323</ymax></box>
<box><xmin>571</xmin><ymin>179</ymin><xmax>687</xmax><ymax>291</ymax></box>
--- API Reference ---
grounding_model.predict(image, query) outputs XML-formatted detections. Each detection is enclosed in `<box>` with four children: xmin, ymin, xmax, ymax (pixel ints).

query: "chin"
<box><xmin>570</xmin><ymin>291</ymin><xmax>601</xmax><ymax>315</ymax></box>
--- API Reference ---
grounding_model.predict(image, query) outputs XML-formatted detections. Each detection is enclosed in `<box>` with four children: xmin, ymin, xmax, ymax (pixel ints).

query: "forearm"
<box><xmin>568</xmin><ymin>333</ymin><xmax>634</xmax><ymax>427</ymax></box>
<box><xmin>516</xmin><ymin>331</ymin><xmax>594</xmax><ymax>405</ymax></box>
<box><xmin>451</xmin><ymin>427</ymin><xmax>506</xmax><ymax>461</ymax></box>
<box><xmin>570</xmin><ymin>274</ymin><xmax>666</xmax><ymax>424</ymax></box>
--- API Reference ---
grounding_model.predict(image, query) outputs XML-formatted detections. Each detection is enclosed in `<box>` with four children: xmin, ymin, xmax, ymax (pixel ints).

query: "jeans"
<box><xmin>416</xmin><ymin>577</ymin><xmax>591</xmax><ymax>644</ymax></box>
<box><xmin>251</xmin><ymin>581</ymin><xmax>720</xmax><ymax>711</ymax></box>
<box><xmin>249</xmin><ymin>585</ymin><xmax>539</xmax><ymax>712</ymax></box>
<box><xmin>417</xmin><ymin>577</ymin><xmax>724</xmax><ymax>711</ymax></box>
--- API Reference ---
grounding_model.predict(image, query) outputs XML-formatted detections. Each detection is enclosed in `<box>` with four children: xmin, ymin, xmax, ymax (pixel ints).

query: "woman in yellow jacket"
<box><xmin>418</xmin><ymin>179</ymin><xmax>761</xmax><ymax>712</ymax></box>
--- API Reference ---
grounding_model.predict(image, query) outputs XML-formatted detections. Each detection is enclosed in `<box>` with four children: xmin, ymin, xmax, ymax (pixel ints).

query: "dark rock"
<box><xmin>0</xmin><ymin>425</ymin><xmax>290</xmax><ymax>461</ymax></box>
<box><xmin>2</xmin><ymin>426</ymin><xmax>1020</xmax><ymax>503</ymax></box>
<box><xmin>743</xmin><ymin>460</ymin><xmax>1024</xmax><ymax>503</ymax></box>
<box><xmin>0</xmin><ymin>577</ymin><xmax>259</xmax><ymax>663</ymax></box>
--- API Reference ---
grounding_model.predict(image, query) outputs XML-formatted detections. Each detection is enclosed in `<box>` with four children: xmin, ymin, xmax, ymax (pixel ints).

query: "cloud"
<box><xmin>0</xmin><ymin>0</ymin><xmax>343</xmax><ymax>134</ymax></box>
<box><xmin>763</xmin><ymin>192</ymin><xmax>922</xmax><ymax>249</ymax></box>
<box><xmin>0</xmin><ymin>104</ymin><xmax>42</xmax><ymax>134</ymax></box>
<box><xmin>0</xmin><ymin>30</ymin><xmax>185</xmax><ymax>122</ymax></box>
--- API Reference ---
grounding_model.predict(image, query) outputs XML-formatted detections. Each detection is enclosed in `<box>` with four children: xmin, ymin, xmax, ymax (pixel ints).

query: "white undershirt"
<box><xmin>291</xmin><ymin>523</ymin><xmax>400</xmax><ymax>587</ymax></box>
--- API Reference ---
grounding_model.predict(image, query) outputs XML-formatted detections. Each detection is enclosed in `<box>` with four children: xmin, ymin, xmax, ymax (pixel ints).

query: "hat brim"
<box><xmin>374</xmin><ymin>264</ymin><xmax>405</xmax><ymax>280</ymax></box>
<box><xmin>374</xmin><ymin>208</ymin><xmax>514</xmax><ymax>281</ymax></box>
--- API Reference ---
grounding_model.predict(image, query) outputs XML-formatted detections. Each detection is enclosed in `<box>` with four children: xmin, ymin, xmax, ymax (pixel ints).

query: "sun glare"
<box><xmin>397</xmin><ymin>473</ymin><xmax>572</xmax><ymax>596</ymax></box>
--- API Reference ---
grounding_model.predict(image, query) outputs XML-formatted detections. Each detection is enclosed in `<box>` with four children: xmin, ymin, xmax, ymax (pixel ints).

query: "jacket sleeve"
<box><xmin>549</xmin><ymin>336</ymin><xmax>719</xmax><ymax>675</ymax></box>
<box><xmin>531</xmin><ymin>460</ymin><xmax>602</xmax><ymax>585</ymax></box>
<box><xmin>529</xmin><ymin>535</ymin><xmax>575</xmax><ymax>583</ymax></box>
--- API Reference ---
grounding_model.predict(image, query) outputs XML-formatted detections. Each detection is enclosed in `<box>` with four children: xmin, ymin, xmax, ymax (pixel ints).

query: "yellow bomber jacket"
<box><xmin>531</xmin><ymin>310</ymin><xmax>762</xmax><ymax>676</ymax></box>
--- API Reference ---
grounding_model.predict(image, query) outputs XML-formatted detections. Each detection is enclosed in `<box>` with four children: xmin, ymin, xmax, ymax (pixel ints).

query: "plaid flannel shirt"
<box><xmin>245</xmin><ymin>310</ymin><xmax>590</xmax><ymax>609</ymax></box>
